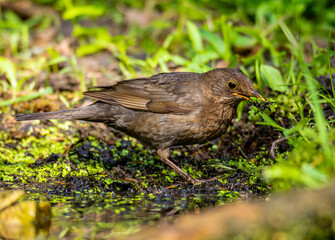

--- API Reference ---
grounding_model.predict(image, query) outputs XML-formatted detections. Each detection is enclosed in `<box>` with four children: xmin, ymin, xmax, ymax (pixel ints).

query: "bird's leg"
<box><xmin>157</xmin><ymin>149</ymin><xmax>216</xmax><ymax>185</ymax></box>
<box><xmin>157</xmin><ymin>149</ymin><xmax>198</xmax><ymax>184</ymax></box>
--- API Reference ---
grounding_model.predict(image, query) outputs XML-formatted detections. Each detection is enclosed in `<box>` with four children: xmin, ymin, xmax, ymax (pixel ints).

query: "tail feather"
<box><xmin>15</xmin><ymin>109</ymin><xmax>81</xmax><ymax>121</ymax></box>
<box><xmin>15</xmin><ymin>102</ymin><xmax>122</xmax><ymax>123</ymax></box>
<box><xmin>15</xmin><ymin>102</ymin><xmax>131</xmax><ymax>123</ymax></box>
<box><xmin>15</xmin><ymin>108</ymin><xmax>89</xmax><ymax>121</ymax></box>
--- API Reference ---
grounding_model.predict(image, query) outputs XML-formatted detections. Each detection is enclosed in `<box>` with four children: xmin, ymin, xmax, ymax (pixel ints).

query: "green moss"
<box><xmin>264</xmin><ymin>128</ymin><xmax>335</xmax><ymax>190</ymax></box>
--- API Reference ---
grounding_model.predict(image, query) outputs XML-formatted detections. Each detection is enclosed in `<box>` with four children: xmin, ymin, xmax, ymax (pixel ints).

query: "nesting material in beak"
<box><xmin>251</xmin><ymin>90</ymin><xmax>265</xmax><ymax>101</ymax></box>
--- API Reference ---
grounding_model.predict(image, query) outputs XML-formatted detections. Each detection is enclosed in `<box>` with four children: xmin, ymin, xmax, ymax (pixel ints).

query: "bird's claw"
<box><xmin>190</xmin><ymin>177</ymin><xmax>217</xmax><ymax>185</ymax></box>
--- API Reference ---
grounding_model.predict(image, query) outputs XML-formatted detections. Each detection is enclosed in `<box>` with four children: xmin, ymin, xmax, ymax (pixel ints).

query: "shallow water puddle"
<box><xmin>0</xmin><ymin>189</ymin><xmax>241</xmax><ymax>239</ymax></box>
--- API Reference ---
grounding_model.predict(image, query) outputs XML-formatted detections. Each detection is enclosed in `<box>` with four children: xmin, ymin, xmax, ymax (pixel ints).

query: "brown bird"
<box><xmin>16</xmin><ymin>68</ymin><xmax>264</xmax><ymax>184</ymax></box>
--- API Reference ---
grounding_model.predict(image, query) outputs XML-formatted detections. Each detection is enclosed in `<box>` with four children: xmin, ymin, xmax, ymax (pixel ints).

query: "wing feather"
<box><xmin>83</xmin><ymin>74</ymin><xmax>197</xmax><ymax>114</ymax></box>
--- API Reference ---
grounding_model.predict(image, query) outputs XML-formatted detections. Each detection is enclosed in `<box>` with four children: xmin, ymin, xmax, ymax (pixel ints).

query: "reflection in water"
<box><xmin>6</xmin><ymin>188</ymin><xmax>236</xmax><ymax>239</ymax></box>
<box><xmin>0</xmin><ymin>191</ymin><xmax>51</xmax><ymax>240</ymax></box>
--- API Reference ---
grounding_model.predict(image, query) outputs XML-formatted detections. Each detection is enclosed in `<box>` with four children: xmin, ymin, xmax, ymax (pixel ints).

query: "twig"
<box><xmin>270</xmin><ymin>137</ymin><xmax>287</xmax><ymax>160</ymax></box>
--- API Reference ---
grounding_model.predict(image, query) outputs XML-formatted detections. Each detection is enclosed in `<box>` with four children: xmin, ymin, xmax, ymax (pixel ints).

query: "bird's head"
<box><xmin>203</xmin><ymin>68</ymin><xmax>264</xmax><ymax>105</ymax></box>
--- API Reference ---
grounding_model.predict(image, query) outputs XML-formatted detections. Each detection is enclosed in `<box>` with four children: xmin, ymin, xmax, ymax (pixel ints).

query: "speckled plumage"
<box><xmin>16</xmin><ymin>68</ymin><xmax>263</xmax><ymax>184</ymax></box>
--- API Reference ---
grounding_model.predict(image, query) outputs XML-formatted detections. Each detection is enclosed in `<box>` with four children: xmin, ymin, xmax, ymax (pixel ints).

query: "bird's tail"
<box><xmin>15</xmin><ymin>109</ymin><xmax>83</xmax><ymax>121</ymax></box>
<box><xmin>15</xmin><ymin>102</ymin><xmax>115</xmax><ymax>122</ymax></box>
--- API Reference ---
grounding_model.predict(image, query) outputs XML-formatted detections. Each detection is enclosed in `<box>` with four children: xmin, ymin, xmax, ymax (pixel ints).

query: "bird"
<box><xmin>16</xmin><ymin>68</ymin><xmax>264</xmax><ymax>184</ymax></box>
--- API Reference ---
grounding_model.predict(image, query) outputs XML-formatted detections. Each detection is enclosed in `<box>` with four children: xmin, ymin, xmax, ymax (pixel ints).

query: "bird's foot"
<box><xmin>189</xmin><ymin>177</ymin><xmax>217</xmax><ymax>185</ymax></box>
<box><xmin>157</xmin><ymin>149</ymin><xmax>218</xmax><ymax>185</ymax></box>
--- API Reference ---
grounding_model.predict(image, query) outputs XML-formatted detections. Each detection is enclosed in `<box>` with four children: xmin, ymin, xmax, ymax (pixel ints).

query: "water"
<box><xmin>2</xmin><ymin>187</ymin><xmax>241</xmax><ymax>239</ymax></box>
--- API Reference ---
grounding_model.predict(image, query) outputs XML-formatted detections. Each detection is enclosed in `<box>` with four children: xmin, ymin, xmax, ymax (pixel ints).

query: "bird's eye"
<box><xmin>228</xmin><ymin>81</ymin><xmax>237</xmax><ymax>89</ymax></box>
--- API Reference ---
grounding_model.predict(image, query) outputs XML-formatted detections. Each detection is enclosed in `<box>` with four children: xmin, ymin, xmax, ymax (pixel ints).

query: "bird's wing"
<box><xmin>83</xmin><ymin>73</ymin><xmax>200</xmax><ymax>114</ymax></box>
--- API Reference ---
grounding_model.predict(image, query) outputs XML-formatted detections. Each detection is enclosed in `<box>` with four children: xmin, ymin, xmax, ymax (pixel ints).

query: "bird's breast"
<box><xmin>180</xmin><ymin>105</ymin><xmax>235</xmax><ymax>145</ymax></box>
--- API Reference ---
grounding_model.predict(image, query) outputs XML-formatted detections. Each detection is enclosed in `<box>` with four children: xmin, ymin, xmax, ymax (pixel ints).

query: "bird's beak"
<box><xmin>251</xmin><ymin>89</ymin><xmax>265</xmax><ymax>101</ymax></box>
<box><xmin>233</xmin><ymin>89</ymin><xmax>265</xmax><ymax>101</ymax></box>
